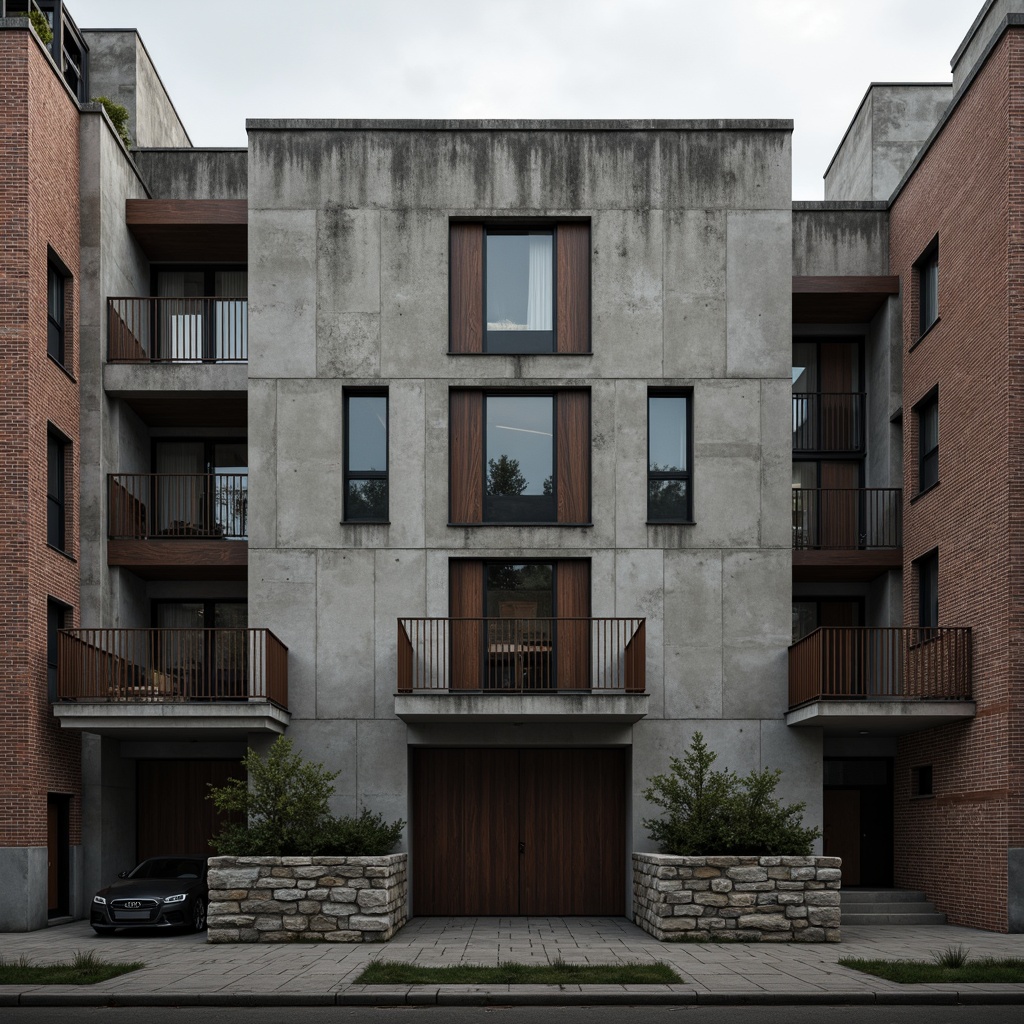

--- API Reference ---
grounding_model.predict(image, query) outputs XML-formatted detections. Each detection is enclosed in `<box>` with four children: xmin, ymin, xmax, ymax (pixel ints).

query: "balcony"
<box><xmin>107</xmin><ymin>473</ymin><xmax>247</xmax><ymax>580</ymax></box>
<box><xmin>394</xmin><ymin>617</ymin><xmax>649</xmax><ymax>722</ymax></box>
<box><xmin>104</xmin><ymin>297</ymin><xmax>247</xmax><ymax>427</ymax></box>
<box><xmin>792</xmin><ymin>488</ymin><xmax>902</xmax><ymax>581</ymax></box>
<box><xmin>786</xmin><ymin>627</ymin><xmax>974</xmax><ymax>735</ymax></box>
<box><xmin>792</xmin><ymin>393</ymin><xmax>864</xmax><ymax>453</ymax></box>
<box><xmin>54</xmin><ymin>628</ymin><xmax>288</xmax><ymax>737</ymax></box>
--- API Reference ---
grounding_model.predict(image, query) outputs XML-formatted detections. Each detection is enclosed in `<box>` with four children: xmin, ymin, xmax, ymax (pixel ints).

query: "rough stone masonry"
<box><xmin>207</xmin><ymin>855</ymin><xmax>407</xmax><ymax>942</ymax></box>
<box><xmin>633</xmin><ymin>854</ymin><xmax>841</xmax><ymax>942</ymax></box>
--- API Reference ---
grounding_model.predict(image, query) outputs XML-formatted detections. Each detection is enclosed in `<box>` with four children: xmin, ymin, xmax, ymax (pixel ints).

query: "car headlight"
<box><xmin>163</xmin><ymin>893</ymin><xmax>187</xmax><ymax>904</ymax></box>
<box><xmin>93</xmin><ymin>895</ymin><xmax>106</xmax><ymax>905</ymax></box>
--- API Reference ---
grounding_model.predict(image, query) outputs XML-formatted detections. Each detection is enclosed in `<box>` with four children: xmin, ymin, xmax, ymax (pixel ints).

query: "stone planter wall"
<box><xmin>633</xmin><ymin>854</ymin><xmax>841</xmax><ymax>942</ymax></box>
<box><xmin>207</xmin><ymin>854</ymin><xmax>407</xmax><ymax>942</ymax></box>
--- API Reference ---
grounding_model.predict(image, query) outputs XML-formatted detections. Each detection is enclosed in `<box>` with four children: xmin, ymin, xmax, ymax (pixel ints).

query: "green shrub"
<box><xmin>208</xmin><ymin>737</ymin><xmax>404</xmax><ymax>857</ymax></box>
<box><xmin>17</xmin><ymin>10</ymin><xmax>53</xmax><ymax>46</ymax></box>
<box><xmin>642</xmin><ymin>732</ymin><xmax>821</xmax><ymax>856</ymax></box>
<box><xmin>92</xmin><ymin>96</ymin><xmax>132</xmax><ymax>150</ymax></box>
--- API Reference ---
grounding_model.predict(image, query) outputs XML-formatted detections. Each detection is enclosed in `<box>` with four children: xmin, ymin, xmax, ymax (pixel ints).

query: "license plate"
<box><xmin>114</xmin><ymin>911</ymin><xmax>150</xmax><ymax>920</ymax></box>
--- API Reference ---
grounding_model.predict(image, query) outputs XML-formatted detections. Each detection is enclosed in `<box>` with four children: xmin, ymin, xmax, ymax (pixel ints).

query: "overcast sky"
<box><xmin>72</xmin><ymin>0</ymin><xmax>978</xmax><ymax>200</ymax></box>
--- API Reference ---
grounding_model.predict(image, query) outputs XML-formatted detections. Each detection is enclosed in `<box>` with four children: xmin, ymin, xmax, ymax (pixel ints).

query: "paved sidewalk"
<box><xmin>1</xmin><ymin>916</ymin><xmax>1024</xmax><ymax>1006</ymax></box>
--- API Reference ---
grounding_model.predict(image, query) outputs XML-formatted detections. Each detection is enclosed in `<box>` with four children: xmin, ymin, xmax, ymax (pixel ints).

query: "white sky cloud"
<box><xmin>72</xmin><ymin>0</ymin><xmax>977</xmax><ymax>199</ymax></box>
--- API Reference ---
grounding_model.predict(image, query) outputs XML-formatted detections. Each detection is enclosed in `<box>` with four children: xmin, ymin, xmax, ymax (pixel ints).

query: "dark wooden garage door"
<box><xmin>412</xmin><ymin>748</ymin><xmax>625</xmax><ymax>916</ymax></box>
<box><xmin>136</xmin><ymin>760</ymin><xmax>242</xmax><ymax>861</ymax></box>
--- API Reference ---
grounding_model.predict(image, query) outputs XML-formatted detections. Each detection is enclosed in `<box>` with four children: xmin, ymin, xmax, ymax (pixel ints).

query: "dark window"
<box><xmin>916</xmin><ymin>389</ymin><xmax>938</xmax><ymax>492</ymax></box>
<box><xmin>47</xmin><ymin>431</ymin><xmax>66</xmax><ymax>550</ymax></box>
<box><xmin>344</xmin><ymin>392</ymin><xmax>388</xmax><ymax>521</ymax></box>
<box><xmin>450</xmin><ymin>390</ymin><xmax>590</xmax><ymax>525</ymax></box>
<box><xmin>450</xmin><ymin>222</ymin><xmax>590</xmax><ymax>354</ymax></box>
<box><xmin>917</xmin><ymin>549</ymin><xmax>939</xmax><ymax>630</ymax></box>
<box><xmin>47</xmin><ymin>599</ymin><xmax>69</xmax><ymax>702</ymax></box>
<box><xmin>47</xmin><ymin>259</ymin><xmax>65</xmax><ymax>364</ymax></box>
<box><xmin>912</xmin><ymin>765</ymin><xmax>933</xmax><ymax>797</ymax></box>
<box><xmin>648</xmin><ymin>392</ymin><xmax>692</xmax><ymax>521</ymax></box>
<box><xmin>485</xmin><ymin>395</ymin><xmax>555</xmax><ymax>522</ymax></box>
<box><xmin>917</xmin><ymin>242</ymin><xmax>939</xmax><ymax>336</ymax></box>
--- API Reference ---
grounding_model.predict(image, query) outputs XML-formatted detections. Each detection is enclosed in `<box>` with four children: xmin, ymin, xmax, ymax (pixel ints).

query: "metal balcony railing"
<box><xmin>792</xmin><ymin>488</ymin><xmax>902</xmax><ymax>549</ymax></box>
<box><xmin>109</xmin><ymin>473</ymin><xmax>248</xmax><ymax>540</ymax></box>
<box><xmin>397</xmin><ymin>617</ymin><xmax>646</xmax><ymax>693</ymax></box>
<box><xmin>792</xmin><ymin>392</ymin><xmax>865</xmax><ymax>452</ymax></box>
<box><xmin>57</xmin><ymin>628</ymin><xmax>288</xmax><ymax>709</ymax></box>
<box><xmin>788</xmin><ymin>627</ymin><xmax>972</xmax><ymax>709</ymax></box>
<box><xmin>107</xmin><ymin>297</ymin><xmax>247</xmax><ymax>362</ymax></box>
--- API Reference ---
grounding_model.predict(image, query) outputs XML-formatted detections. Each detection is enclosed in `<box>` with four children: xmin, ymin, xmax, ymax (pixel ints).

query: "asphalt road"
<box><xmin>3</xmin><ymin>1007</ymin><xmax>1024</xmax><ymax>1024</ymax></box>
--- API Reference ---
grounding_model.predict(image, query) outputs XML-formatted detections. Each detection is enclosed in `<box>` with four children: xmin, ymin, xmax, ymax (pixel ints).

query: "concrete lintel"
<box><xmin>53</xmin><ymin>701</ymin><xmax>289</xmax><ymax>737</ymax></box>
<box><xmin>394</xmin><ymin>692</ymin><xmax>649</xmax><ymax>723</ymax></box>
<box><xmin>785</xmin><ymin>699</ymin><xmax>975</xmax><ymax>736</ymax></box>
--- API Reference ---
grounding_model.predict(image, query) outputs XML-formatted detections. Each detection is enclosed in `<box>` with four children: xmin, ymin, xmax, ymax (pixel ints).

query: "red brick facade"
<box><xmin>890</xmin><ymin>30</ymin><xmax>1023</xmax><ymax>931</ymax></box>
<box><xmin>0</xmin><ymin>29</ymin><xmax>81</xmax><ymax>853</ymax></box>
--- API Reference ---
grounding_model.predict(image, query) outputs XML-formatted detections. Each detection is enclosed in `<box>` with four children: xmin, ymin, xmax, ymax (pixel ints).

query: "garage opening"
<box><xmin>411</xmin><ymin>747</ymin><xmax>626</xmax><ymax>916</ymax></box>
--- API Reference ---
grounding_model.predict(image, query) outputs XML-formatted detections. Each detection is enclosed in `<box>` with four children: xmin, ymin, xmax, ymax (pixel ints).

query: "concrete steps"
<box><xmin>841</xmin><ymin>888</ymin><xmax>947</xmax><ymax>925</ymax></box>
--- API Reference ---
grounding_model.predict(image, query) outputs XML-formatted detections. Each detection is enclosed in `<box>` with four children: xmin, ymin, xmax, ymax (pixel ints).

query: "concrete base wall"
<box><xmin>633</xmin><ymin>854</ymin><xmax>841</xmax><ymax>942</ymax></box>
<box><xmin>0</xmin><ymin>847</ymin><xmax>48</xmax><ymax>931</ymax></box>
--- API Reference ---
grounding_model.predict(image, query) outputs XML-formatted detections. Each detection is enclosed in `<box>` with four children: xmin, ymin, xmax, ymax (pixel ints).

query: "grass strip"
<box><xmin>0</xmin><ymin>950</ymin><xmax>144</xmax><ymax>986</ymax></box>
<box><xmin>839</xmin><ymin>957</ymin><xmax>1024</xmax><ymax>984</ymax></box>
<box><xmin>357</xmin><ymin>959</ymin><xmax>683</xmax><ymax>986</ymax></box>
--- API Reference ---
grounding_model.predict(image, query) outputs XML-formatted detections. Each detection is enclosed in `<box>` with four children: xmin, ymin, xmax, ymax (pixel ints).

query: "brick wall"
<box><xmin>889</xmin><ymin>29</ymin><xmax>1022</xmax><ymax>931</ymax></box>
<box><xmin>0</xmin><ymin>28</ymin><xmax>82</xmax><ymax>851</ymax></box>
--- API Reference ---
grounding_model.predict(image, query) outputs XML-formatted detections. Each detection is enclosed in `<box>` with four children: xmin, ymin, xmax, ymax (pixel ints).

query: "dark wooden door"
<box><xmin>820</xmin><ymin>460</ymin><xmax>860</xmax><ymax>548</ymax></box>
<box><xmin>136</xmin><ymin>760</ymin><xmax>242</xmax><ymax>860</ymax></box>
<box><xmin>47</xmin><ymin>802</ymin><xmax>59</xmax><ymax>913</ymax></box>
<box><xmin>413</xmin><ymin>747</ymin><xmax>625</xmax><ymax>916</ymax></box>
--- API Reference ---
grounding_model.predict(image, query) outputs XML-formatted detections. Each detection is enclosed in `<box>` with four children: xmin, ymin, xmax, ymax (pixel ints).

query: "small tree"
<box><xmin>208</xmin><ymin>737</ymin><xmax>338</xmax><ymax>856</ymax></box>
<box><xmin>486</xmin><ymin>454</ymin><xmax>528</xmax><ymax>496</ymax></box>
<box><xmin>18</xmin><ymin>9</ymin><xmax>53</xmax><ymax>45</ymax></box>
<box><xmin>642</xmin><ymin>732</ymin><xmax>820</xmax><ymax>856</ymax></box>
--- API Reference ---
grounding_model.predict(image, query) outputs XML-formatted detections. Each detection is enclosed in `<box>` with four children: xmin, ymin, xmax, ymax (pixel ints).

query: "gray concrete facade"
<box><xmin>246</xmin><ymin>121</ymin><xmax>819</xmax><ymax>911</ymax></box>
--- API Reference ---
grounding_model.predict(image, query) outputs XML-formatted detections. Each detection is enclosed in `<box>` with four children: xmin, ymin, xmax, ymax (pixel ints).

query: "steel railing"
<box><xmin>397</xmin><ymin>617</ymin><xmax>646</xmax><ymax>693</ymax></box>
<box><xmin>792</xmin><ymin>488</ymin><xmax>902</xmax><ymax>549</ymax></box>
<box><xmin>57</xmin><ymin>628</ymin><xmax>288</xmax><ymax>709</ymax></box>
<box><xmin>107</xmin><ymin>297</ymin><xmax>248</xmax><ymax>362</ymax></box>
<box><xmin>792</xmin><ymin>393</ymin><xmax>865</xmax><ymax>452</ymax></box>
<box><xmin>788</xmin><ymin>626</ymin><xmax>972</xmax><ymax>709</ymax></box>
<box><xmin>109</xmin><ymin>473</ymin><xmax>248</xmax><ymax>540</ymax></box>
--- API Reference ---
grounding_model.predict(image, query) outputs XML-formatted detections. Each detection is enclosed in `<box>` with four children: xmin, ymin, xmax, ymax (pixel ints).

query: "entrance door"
<box><xmin>46</xmin><ymin>795</ymin><xmax>69</xmax><ymax>917</ymax></box>
<box><xmin>136</xmin><ymin>760</ymin><xmax>242</xmax><ymax>860</ymax></box>
<box><xmin>412</xmin><ymin>748</ymin><xmax>625</xmax><ymax>916</ymax></box>
<box><xmin>823</xmin><ymin>758</ymin><xmax>893</xmax><ymax>888</ymax></box>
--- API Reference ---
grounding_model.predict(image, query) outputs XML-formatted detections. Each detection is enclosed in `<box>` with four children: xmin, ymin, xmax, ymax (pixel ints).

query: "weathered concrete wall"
<box><xmin>133</xmin><ymin>149</ymin><xmax>247</xmax><ymax>200</ymax></box>
<box><xmin>824</xmin><ymin>86</ymin><xmax>951</xmax><ymax>202</ymax></box>
<box><xmin>83</xmin><ymin>31</ymin><xmax>191</xmax><ymax>148</ymax></box>
<box><xmin>952</xmin><ymin>1</ymin><xmax>1024</xmax><ymax>91</ymax></box>
<box><xmin>207</xmin><ymin>855</ymin><xmax>407</xmax><ymax>942</ymax></box>
<box><xmin>247</xmin><ymin>120</ymin><xmax>817</xmax><ymax>907</ymax></box>
<box><xmin>792</xmin><ymin>205</ymin><xmax>889</xmax><ymax>276</ymax></box>
<box><xmin>633</xmin><ymin>854</ymin><xmax>841</xmax><ymax>942</ymax></box>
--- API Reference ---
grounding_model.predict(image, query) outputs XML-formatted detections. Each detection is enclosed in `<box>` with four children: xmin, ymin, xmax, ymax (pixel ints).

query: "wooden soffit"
<box><xmin>126</xmin><ymin>200</ymin><xmax>248</xmax><ymax>261</ymax></box>
<box><xmin>793</xmin><ymin>276</ymin><xmax>900</xmax><ymax>324</ymax></box>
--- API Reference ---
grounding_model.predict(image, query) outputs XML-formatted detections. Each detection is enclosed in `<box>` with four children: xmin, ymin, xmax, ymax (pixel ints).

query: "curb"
<box><xmin>3</xmin><ymin>988</ymin><xmax>1024</xmax><ymax>1007</ymax></box>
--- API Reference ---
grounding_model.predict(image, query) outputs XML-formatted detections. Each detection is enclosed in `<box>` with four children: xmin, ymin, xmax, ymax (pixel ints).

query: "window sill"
<box><xmin>448</xmin><ymin>521</ymin><xmax>594</xmax><ymax>528</ymax></box>
<box><xmin>47</xmin><ymin>354</ymin><xmax>77</xmax><ymax>384</ymax></box>
<box><xmin>340</xmin><ymin>520</ymin><xmax>391</xmax><ymax>526</ymax></box>
<box><xmin>910</xmin><ymin>480</ymin><xmax>940</xmax><ymax>504</ymax></box>
<box><xmin>47</xmin><ymin>544</ymin><xmax>77</xmax><ymax>564</ymax></box>
<box><xmin>647</xmin><ymin>520</ymin><xmax>696</xmax><ymax>526</ymax></box>
<box><xmin>909</xmin><ymin>316</ymin><xmax>940</xmax><ymax>352</ymax></box>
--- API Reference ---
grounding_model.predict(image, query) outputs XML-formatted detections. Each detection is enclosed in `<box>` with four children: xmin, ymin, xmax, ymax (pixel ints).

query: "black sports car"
<box><xmin>91</xmin><ymin>855</ymin><xmax>208</xmax><ymax>935</ymax></box>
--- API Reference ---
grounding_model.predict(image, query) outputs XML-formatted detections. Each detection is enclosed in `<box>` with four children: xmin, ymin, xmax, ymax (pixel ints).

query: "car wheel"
<box><xmin>92</xmin><ymin>926</ymin><xmax>115</xmax><ymax>937</ymax></box>
<box><xmin>190</xmin><ymin>898</ymin><xmax>207</xmax><ymax>933</ymax></box>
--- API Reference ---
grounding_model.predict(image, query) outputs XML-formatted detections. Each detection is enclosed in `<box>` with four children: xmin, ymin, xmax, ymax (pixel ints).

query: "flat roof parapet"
<box><xmin>245</xmin><ymin>118</ymin><xmax>794</xmax><ymax>132</ymax></box>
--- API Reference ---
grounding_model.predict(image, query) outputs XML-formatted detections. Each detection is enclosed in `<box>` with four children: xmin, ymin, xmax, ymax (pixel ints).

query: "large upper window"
<box><xmin>450</xmin><ymin>390</ymin><xmax>590</xmax><ymax>525</ymax></box>
<box><xmin>648</xmin><ymin>391</ymin><xmax>692</xmax><ymax>522</ymax></box>
<box><xmin>917</xmin><ymin>241</ymin><xmax>939</xmax><ymax>337</ymax></box>
<box><xmin>344</xmin><ymin>392</ymin><xmax>388</xmax><ymax>522</ymax></box>
<box><xmin>47</xmin><ymin>258</ymin><xmax>66</xmax><ymax>365</ymax></box>
<box><xmin>450</xmin><ymin>222</ymin><xmax>590</xmax><ymax>354</ymax></box>
<box><xmin>916</xmin><ymin>388</ymin><xmax>938</xmax><ymax>493</ymax></box>
<box><xmin>47</xmin><ymin>430</ymin><xmax>67</xmax><ymax>551</ymax></box>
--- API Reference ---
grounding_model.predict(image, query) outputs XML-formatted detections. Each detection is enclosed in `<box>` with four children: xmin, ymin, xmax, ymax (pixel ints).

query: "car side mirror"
<box><xmin>117</xmin><ymin>870</ymin><xmax>129</xmax><ymax>879</ymax></box>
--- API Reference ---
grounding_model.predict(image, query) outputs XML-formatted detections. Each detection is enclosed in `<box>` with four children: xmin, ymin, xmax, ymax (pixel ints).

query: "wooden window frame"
<box><xmin>449</xmin><ymin>221</ymin><xmax>590</xmax><ymax>355</ymax></box>
<box><xmin>647</xmin><ymin>388</ymin><xmax>693</xmax><ymax>523</ymax></box>
<box><xmin>449</xmin><ymin>389</ymin><xmax>590</xmax><ymax>526</ymax></box>
<box><xmin>343</xmin><ymin>389</ymin><xmax>389</xmax><ymax>523</ymax></box>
